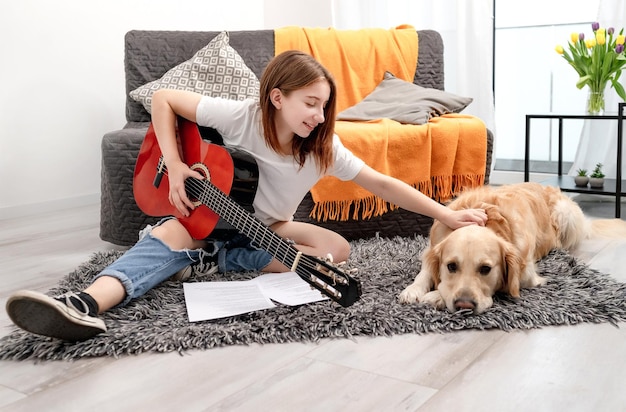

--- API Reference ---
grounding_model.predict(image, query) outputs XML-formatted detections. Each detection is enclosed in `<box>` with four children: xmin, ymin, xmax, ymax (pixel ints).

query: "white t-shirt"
<box><xmin>196</xmin><ymin>96</ymin><xmax>365</xmax><ymax>226</ymax></box>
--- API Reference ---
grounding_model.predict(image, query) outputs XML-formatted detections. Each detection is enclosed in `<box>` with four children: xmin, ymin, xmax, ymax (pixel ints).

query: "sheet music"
<box><xmin>183</xmin><ymin>272</ymin><xmax>328</xmax><ymax>322</ymax></box>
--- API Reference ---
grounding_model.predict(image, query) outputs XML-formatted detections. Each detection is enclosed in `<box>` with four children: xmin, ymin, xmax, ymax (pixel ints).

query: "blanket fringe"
<box><xmin>310</xmin><ymin>181</ymin><xmax>429</xmax><ymax>222</ymax></box>
<box><xmin>309</xmin><ymin>174</ymin><xmax>484</xmax><ymax>222</ymax></box>
<box><xmin>310</xmin><ymin>197</ymin><xmax>390</xmax><ymax>222</ymax></box>
<box><xmin>453</xmin><ymin>174</ymin><xmax>485</xmax><ymax>194</ymax></box>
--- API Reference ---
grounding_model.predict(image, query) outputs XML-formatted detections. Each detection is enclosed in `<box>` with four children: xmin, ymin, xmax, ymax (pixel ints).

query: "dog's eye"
<box><xmin>479</xmin><ymin>265</ymin><xmax>491</xmax><ymax>276</ymax></box>
<box><xmin>447</xmin><ymin>262</ymin><xmax>457</xmax><ymax>273</ymax></box>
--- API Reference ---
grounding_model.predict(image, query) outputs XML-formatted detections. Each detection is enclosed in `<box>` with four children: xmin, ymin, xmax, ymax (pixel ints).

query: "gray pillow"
<box><xmin>337</xmin><ymin>72</ymin><xmax>473</xmax><ymax>125</ymax></box>
<box><xmin>129</xmin><ymin>31</ymin><xmax>260</xmax><ymax>113</ymax></box>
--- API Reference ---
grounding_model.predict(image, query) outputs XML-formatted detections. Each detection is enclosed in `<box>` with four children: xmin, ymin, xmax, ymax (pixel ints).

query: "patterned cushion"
<box><xmin>129</xmin><ymin>32</ymin><xmax>260</xmax><ymax>113</ymax></box>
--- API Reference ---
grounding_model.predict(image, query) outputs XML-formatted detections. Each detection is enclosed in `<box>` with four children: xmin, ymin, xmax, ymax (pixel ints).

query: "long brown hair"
<box><xmin>259</xmin><ymin>50</ymin><xmax>337</xmax><ymax>173</ymax></box>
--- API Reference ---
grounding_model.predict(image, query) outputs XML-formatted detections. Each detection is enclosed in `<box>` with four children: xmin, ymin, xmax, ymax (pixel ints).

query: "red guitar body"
<box><xmin>133</xmin><ymin>118</ymin><xmax>235</xmax><ymax>240</ymax></box>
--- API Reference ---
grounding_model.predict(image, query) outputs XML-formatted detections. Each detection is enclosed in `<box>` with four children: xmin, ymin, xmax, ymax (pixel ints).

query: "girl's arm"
<box><xmin>150</xmin><ymin>89</ymin><xmax>204</xmax><ymax>216</ymax></box>
<box><xmin>351</xmin><ymin>165</ymin><xmax>487</xmax><ymax>229</ymax></box>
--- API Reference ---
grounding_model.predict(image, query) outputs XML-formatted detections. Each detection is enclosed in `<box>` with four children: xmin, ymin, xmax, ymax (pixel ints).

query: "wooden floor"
<box><xmin>1</xmin><ymin>198</ymin><xmax>626</xmax><ymax>412</ymax></box>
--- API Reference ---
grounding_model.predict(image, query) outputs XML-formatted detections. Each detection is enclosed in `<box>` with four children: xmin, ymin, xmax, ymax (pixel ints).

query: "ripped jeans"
<box><xmin>96</xmin><ymin>217</ymin><xmax>272</xmax><ymax>306</ymax></box>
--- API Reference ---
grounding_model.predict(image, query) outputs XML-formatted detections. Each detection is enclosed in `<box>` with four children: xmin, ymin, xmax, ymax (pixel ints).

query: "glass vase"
<box><xmin>587</xmin><ymin>87</ymin><xmax>605</xmax><ymax>115</ymax></box>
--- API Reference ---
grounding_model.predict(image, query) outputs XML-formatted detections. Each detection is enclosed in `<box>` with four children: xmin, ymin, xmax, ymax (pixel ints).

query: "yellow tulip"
<box><xmin>555</xmin><ymin>45</ymin><xmax>564</xmax><ymax>54</ymax></box>
<box><xmin>570</xmin><ymin>32</ymin><xmax>579</xmax><ymax>43</ymax></box>
<box><xmin>597</xmin><ymin>32</ymin><xmax>606</xmax><ymax>45</ymax></box>
<box><xmin>586</xmin><ymin>39</ymin><xmax>596</xmax><ymax>48</ymax></box>
<box><xmin>617</xmin><ymin>34</ymin><xmax>625</xmax><ymax>45</ymax></box>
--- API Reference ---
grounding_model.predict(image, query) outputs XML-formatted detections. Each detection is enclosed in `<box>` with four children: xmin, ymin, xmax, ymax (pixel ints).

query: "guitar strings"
<box><xmin>178</xmin><ymin>175</ymin><xmax>327</xmax><ymax>275</ymax></box>
<box><xmin>187</xmin><ymin>178</ymin><xmax>329</xmax><ymax>275</ymax></box>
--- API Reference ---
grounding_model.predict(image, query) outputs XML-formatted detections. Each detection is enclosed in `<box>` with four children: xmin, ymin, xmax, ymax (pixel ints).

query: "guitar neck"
<box><xmin>185</xmin><ymin>178</ymin><xmax>300</xmax><ymax>269</ymax></box>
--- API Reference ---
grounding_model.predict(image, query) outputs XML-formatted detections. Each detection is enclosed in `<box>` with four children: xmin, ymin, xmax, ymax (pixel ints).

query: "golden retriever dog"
<box><xmin>398</xmin><ymin>182</ymin><xmax>626</xmax><ymax>314</ymax></box>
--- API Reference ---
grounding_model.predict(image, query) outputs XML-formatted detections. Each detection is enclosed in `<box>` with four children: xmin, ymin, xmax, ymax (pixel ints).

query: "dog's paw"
<box><xmin>398</xmin><ymin>284</ymin><xmax>427</xmax><ymax>304</ymax></box>
<box><xmin>521</xmin><ymin>271</ymin><xmax>548</xmax><ymax>289</ymax></box>
<box><xmin>421</xmin><ymin>290</ymin><xmax>446</xmax><ymax>309</ymax></box>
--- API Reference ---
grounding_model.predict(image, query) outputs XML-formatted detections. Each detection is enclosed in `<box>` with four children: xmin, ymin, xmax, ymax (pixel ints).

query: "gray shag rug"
<box><xmin>1</xmin><ymin>235</ymin><xmax>626</xmax><ymax>361</ymax></box>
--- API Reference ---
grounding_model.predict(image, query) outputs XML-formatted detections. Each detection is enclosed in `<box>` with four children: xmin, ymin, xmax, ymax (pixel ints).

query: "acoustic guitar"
<box><xmin>133</xmin><ymin>117</ymin><xmax>361</xmax><ymax>307</ymax></box>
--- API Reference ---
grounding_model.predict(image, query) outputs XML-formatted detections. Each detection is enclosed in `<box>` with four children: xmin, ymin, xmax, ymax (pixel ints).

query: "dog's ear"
<box><xmin>482</xmin><ymin>203</ymin><xmax>514</xmax><ymax>243</ymax></box>
<box><xmin>499</xmin><ymin>239</ymin><xmax>524</xmax><ymax>298</ymax></box>
<box><xmin>422</xmin><ymin>243</ymin><xmax>442</xmax><ymax>288</ymax></box>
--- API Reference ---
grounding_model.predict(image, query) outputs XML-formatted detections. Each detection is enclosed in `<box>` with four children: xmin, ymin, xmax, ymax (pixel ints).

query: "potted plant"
<box><xmin>589</xmin><ymin>163</ymin><xmax>605</xmax><ymax>188</ymax></box>
<box><xmin>555</xmin><ymin>22</ymin><xmax>626</xmax><ymax>115</ymax></box>
<box><xmin>574</xmin><ymin>168</ymin><xmax>589</xmax><ymax>187</ymax></box>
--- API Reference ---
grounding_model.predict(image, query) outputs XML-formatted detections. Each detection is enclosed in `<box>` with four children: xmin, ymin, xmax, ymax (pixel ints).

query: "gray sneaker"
<box><xmin>6</xmin><ymin>290</ymin><xmax>106</xmax><ymax>341</ymax></box>
<box><xmin>172</xmin><ymin>257</ymin><xmax>218</xmax><ymax>282</ymax></box>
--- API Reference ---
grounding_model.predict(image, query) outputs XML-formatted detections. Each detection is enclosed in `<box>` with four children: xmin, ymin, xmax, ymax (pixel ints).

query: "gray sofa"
<box><xmin>100</xmin><ymin>29</ymin><xmax>493</xmax><ymax>246</ymax></box>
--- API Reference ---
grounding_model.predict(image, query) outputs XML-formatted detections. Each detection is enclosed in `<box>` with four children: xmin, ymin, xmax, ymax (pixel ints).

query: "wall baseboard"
<box><xmin>0</xmin><ymin>194</ymin><xmax>100</xmax><ymax>221</ymax></box>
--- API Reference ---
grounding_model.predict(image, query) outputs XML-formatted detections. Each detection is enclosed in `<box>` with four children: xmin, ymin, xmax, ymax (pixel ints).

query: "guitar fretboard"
<box><xmin>184</xmin><ymin>178</ymin><xmax>303</xmax><ymax>270</ymax></box>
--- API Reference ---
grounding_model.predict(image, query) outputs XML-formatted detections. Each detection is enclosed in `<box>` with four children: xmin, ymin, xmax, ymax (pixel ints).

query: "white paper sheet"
<box><xmin>254</xmin><ymin>272</ymin><xmax>329</xmax><ymax>306</ymax></box>
<box><xmin>183</xmin><ymin>272</ymin><xmax>328</xmax><ymax>322</ymax></box>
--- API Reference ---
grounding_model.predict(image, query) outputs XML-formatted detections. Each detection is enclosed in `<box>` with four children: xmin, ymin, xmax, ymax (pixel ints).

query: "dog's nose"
<box><xmin>454</xmin><ymin>297</ymin><xmax>476</xmax><ymax>311</ymax></box>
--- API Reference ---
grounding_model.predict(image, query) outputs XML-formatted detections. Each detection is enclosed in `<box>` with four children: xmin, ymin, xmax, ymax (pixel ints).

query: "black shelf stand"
<box><xmin>524</xmin><ymin>102</ymin><xmax>625</xmax><ymax>218</ymax></box>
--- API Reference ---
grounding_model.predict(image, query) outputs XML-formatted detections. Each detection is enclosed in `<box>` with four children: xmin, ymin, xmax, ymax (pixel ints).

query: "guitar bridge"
<box><xmin>153</xmin><ymin>156</ymin><xmax>166</xmax><ymax>188</ymax></box>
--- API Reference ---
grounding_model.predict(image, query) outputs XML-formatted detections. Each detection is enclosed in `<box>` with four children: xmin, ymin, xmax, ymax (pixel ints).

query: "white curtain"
<box><xmin>569</xmin><ymin>0</ymin><xmax>626</xmax><ymax>178</ymax></box>
<box><xmin>331</xmin><ymin>0</ymin><xmax>496</xmax><ymax>135</ymax></box>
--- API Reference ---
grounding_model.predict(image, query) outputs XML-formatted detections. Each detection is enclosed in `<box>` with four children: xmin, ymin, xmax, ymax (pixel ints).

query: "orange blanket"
<box><xmin>274</xmin><ymin>25</ymin><xmax>418</xmax><ymax>112</ymax></box>
<box><xmin>310</xmin><ymin>115</ymin><xmax>487</xmax><ymax>221</ymax></box>
<box><xmin>274</xmin><ymin>26</ymin><xmax>485</xmax><ymax>221</ymax></box>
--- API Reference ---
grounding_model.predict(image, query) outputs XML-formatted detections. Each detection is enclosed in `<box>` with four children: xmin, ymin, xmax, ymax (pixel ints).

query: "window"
<box><xmin>494</xmin><ymin>0</ymin><xmax>600</xmax><ymax>175</ymax></box>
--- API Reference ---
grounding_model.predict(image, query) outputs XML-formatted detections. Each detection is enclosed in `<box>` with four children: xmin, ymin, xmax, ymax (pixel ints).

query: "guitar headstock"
<box><xmin>295</xmin><ymin>254</ymin><xmax>361</xmax><ymax>307</ymax></box>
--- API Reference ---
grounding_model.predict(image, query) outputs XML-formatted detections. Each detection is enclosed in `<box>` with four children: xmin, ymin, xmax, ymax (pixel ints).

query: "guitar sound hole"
<box><xmin>189</xmin><ymin>163</ymin><xmax>210</xmax><ymax>207</ymax></box>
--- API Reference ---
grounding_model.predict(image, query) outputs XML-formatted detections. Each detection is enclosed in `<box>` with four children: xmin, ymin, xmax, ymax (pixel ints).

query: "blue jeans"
<box><xmin>96</xmin><ymin>218</ymin><xmax>272</xmax><ymax>306</ymax></box>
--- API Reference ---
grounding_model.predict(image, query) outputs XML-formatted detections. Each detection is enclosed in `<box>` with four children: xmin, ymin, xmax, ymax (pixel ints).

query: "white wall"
<box><xmin>0</xmin><ymin>0</ymin><xmax>333</xmax><ymax>219</ymax></box>
<box><xmin>264</xmin><ymin>0</ymin><xmax>333</xmax><ymax>28</ymax></box>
